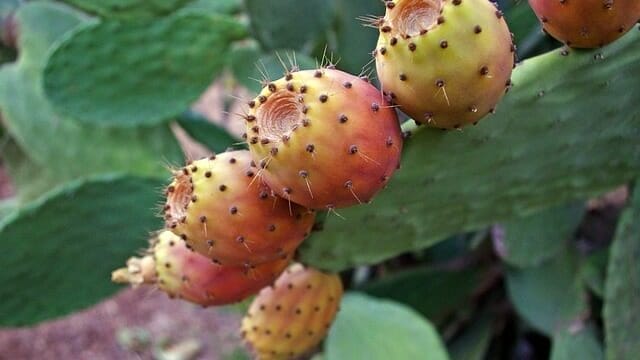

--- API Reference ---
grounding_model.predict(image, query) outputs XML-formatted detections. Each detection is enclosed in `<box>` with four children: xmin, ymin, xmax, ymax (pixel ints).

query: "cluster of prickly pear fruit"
<box><xmin>529</xmin><ymin>0</ymin><xmax>640</xmax><ymax>48</ymax></box>
<box><xmin>245</xmin><ymin>68</ymin><xmax>403</xmax><ymax>209</ymax></box>
<box><xmin>374</xmin><ymin>0</ymin><xmax>515</xmax><ymax>129</ymax></box>
<box><xmin>112</xmin><ymin>231</ymin><xmax>291</xmax><ymax>306</ymax></box>
<box><xmin>163</xmin><ymin>150</ymin><xmax>315</xmax><ymax>266</ymax></box>
<box><xmin>241</xmin><ymin>263</ymin><xmax>343</xmax><ymax>359</ymax></box>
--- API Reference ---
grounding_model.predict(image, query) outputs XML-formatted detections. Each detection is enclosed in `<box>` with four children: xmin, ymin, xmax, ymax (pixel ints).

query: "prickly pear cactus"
<box><xmin>1</xmin><ymin>0</ymin><xmax>639</xmax><ymax>358</ymax></box>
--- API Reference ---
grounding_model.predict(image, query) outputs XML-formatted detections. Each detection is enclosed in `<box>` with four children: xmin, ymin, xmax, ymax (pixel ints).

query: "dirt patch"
<box><xmin>0</xmin><ymin>287</ymin><xmax>244</xmax><ymax>360</ymax></box>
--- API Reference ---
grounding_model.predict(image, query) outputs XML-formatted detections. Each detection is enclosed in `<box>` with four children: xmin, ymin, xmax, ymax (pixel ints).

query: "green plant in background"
<box><xmin>0</xmin><ymin>0</ymin><xmax>638</xmax><ymax>359</ymax></box>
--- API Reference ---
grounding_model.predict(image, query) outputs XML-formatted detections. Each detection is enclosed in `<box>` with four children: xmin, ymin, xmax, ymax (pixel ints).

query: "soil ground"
<box><xmin>0</xmin><ymin>288</ymin><xmax>244</xmax><ymax>360</ymax></box>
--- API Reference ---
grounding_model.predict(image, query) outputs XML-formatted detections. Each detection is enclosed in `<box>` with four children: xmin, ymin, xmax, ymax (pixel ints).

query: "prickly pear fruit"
<box><xmin>241</xmin><ymin>263</ymin><xmax>343</xmax><ymax>360</ymax></box>
<box><xmin>163</xmin><ymin>150</ymin><xmax>315</xmax><ymax>266</ymax></box>
<box><xmin>529</xmin><ymin>0</ymin><xmax>640</xmax><ymax>48</ymax></box>
<box><xmin>112</xmin><ymin>231</ymin><xmax>292</xmax><ymax>306</ymax></box>
<box><xmin>374</xmin><ymin>0</ymin><xmax>515</xmax><ymax>129</ymax></box>
<box><xmin>245</xmin><ymin>68</ymin><xmax>403</xmax><ymax>210</ymax></box>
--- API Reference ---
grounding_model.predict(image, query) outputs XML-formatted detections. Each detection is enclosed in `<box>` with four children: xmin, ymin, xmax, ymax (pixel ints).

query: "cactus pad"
<box><xmin>0</xmin><ymin>3</ymin><xmax>183</xmax><ymax>187</ymax></box>
<box><xmin>300</xmin><ymin>30</ymin><xmax>640</xmax><ymax>271</ymax></box>
<box><xmin>43</xmin><ymin>12</ymin><xmax>246</xmax><ymax>125</ymax></box>
<box><xmin>60</xmin><ymin>0</ymin><xmax>193</xmax><ymax>20</ymax></box>
<box><xmin>0</xmin><ymin>175</ymin><xmax>165</xmax><ymax>326</ymax></box>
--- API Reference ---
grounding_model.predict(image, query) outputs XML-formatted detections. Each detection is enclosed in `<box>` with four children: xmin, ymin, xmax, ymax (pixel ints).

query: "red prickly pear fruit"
<box><xmin>112</xmin><ymin>231</ymin><xmax>292</xmax><ymax>306</ymax></box>
<box><xmin>241</xmin><ymin>263</ymin><xmax>343</xmax><ymax>359</ymax></box>
<box><xmin>245</xmin><ymin>68</ymin><xmax>403</xmax><ymax>210</ymax></box>
<box><xmin>374</xmin><ymin>0</ymin><xmax>515</xmax><ymax>129</ymax></box>
<box><xmin>529</xmin><ymin>0</ymin><xmax>640</xmax><ymax>48</ymax></box>
<box><xmin>163</xmin><ymin>150</ymin><xmax>315</xmax><ymax>266</ymax></box>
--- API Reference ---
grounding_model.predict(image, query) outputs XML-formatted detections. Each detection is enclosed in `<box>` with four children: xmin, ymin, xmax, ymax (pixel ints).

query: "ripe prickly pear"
<box><xmin>374</xmin><ymin>0</ymin><xmax>515</xmax><ymax>129</ymax></box>
<box><xmin>245</xmin><ymin>68</ymin><xmax>403</xmax><ymax>210</ymax></box>
<box><xmin>163</xmin><ymin>150</ymin><xmax>315</xmax><ymax>266</ymax></box>
<box><xmin>529</xmin><ymin>0</ymin><xmax>640</xmax><ymax>48</ymax></box>
<box><xmin>112</xmin><ymin>231</ymin><xmax>292</xmax><ymax>306</ymax></box>
<box><xmin>241</xmin><ymin>263</ymin><xmax>343</xmax><ymax>359</ymax></box>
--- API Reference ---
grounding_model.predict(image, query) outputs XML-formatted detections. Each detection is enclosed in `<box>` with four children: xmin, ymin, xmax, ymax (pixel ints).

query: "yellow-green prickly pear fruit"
<box><xmin>241</xmin><ymin>263</ymin><xmax>343</xmax><ymax>359</ymax></box>
<box><xmin>375</xmin><ymin>0</ymin><xmax>515</xmax><ymax>129</ymax></box>
<box><xmin>163</xmin><ymin>150</ymin><xmax>315</xmax><ymax>266</ymax></box>
<box><xmin>245</xmin><ymin>68</ymin><xmax>403</xmax><ymax>210</ymax></box>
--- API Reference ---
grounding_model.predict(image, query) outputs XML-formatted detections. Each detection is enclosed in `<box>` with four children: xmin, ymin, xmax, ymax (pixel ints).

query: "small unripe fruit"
<box><xmin>529</xmin><ymin>0</ymin><xmax>640</xmax><ymax>48</ymax></box>
<box><xmin>163</xmin><ymin>150</ymin><xmax>315</xmax><ymax>266</ymax></box>
<box><xmin>241</xmin><ymin>263</ymin><xmax>343</xmax><ymax>359</ymax></box>
<box><xmin>375</xmin><ymin>0</ymin><xmax>515</xmax><ymax>128</ymax></box>
<box><xmin>112</xmin><ymin>231</ymin><xmax>291</xmax><ymax>306</ymax></box>
<box><xmin>246</xmin><ymin>68</ymin><xmax>403</xmax><ymax>210</ymax></box>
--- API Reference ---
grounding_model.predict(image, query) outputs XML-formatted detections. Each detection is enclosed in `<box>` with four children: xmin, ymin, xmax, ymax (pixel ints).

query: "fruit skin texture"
<box><xmin>246</xmin><ymin>68</ymin><xmax>402</xmax><ymax>210</ymax></box>
<box><xmin>241</xmin><ymin>263</ymin><xmax>343</xmax><ymax>359</ymax></box>
<box><xmin>113</xmin><ymin>231</ymin><xmax>292</xmax><ymax>306</ymax></box>
<box><xmin>375</xmin><ymin>0</ymin><xmax>515</xmax><ymax>129</ymax></box>
<box><xmin>163</xmin><ymin>150</ymin><xmax>315</xmax><ymax>266</ymax></box>
<box><xmin>529</xmin><ymin>0</ymin><xmax>640</xmax><ymax>48</ymax></box>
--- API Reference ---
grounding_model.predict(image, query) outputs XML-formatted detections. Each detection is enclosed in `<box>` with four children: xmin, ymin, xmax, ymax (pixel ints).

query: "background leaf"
<box><xmin>0</xmin><ymin>2</ymin><xmax>183</xmax><ymax>199</ymax></box>
<box><xmin>550</xmin><ymin>325</ymin><xmax>603</xmax><ymax>360</ymax></box>
<box><xmin>244</xmin><ymin>0</ymin><xmax>332</xmax><ymax>52</ymax></box>
<box><xmin>448</xmin><ymin>315</ymin><xmax>494</xmax><ymax>360</ymax></box>
<box><xmin>359</xmin><ymin>266</ymin><xmax>480</xmax><ymax>325</ymax></box>
<box><xmin>176</xmin><ymin>111</ymin><xmax>240</xmax><ymax>154</ymax></box>
<box><xmin>0</xmin><ymin>175</ymin><xmax>165</xmax><ymax>327</ymax></box>
<box><xmin>329</xmin><ymin>0</ymin><xmax>381</xmax><ymax>75</ymax></box>
<box><xmin>326</xmin><ymin>293</ymin><xmax>450</xmax><ymax>360</ymax></box>
<box><xmin>228</xmin><ymin>42</ymin><xmax>316</xmax><ymax>93</ymax></box>
<box><xmin>506</xmin><ymin>250</ymin><xmax>588</xmax><ymax>335</ymax></box>
<box><xmin>58</xmin><ymin>0</ymin><xmax>193</xmax><ymax>20</ymax></box>
<box><xmin>494</xmin><ymin>202</ymin><xmax>584</xmax><ymax>267</ymax></box>
<box><xmin>604</xmin><ymin>185</ymin><xmax>640</xmax><ymax>359</ymax></box>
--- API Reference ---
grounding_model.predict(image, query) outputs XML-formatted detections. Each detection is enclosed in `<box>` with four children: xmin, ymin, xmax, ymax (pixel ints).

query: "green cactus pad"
<box><xmin>2</xmin><ymin>140</ymin><xmax>65</xmax><ymax>202</ymax></box>
<box><xmin>448</xmin><ymin>314</ymin><xmax>493</xmax><ymax>360</ymax></box>
<box><xmin>59</xmin><ymin>0</ymin><xmax>192</xmax><ymax>20</ymax></box>
<box><xmin>245</xmin><ymin>0</ymin><xmax>332</xmax><ymax>51</ymax></box>
<box><xmin>604</xmin><ymin>184</ymin><xmax>640</xmax><ymax>359</ymax></box>
<box><xmin>359</xmin><ymin>266</ymin><xmax>480</xmax><ymax>325</ymax></box>
<box><xmin>0</xmin><ymin>2</ymin><xmax>183</xmax><ymax>190</ymax></box>
<box><xmin>326</xmin><ymin>293</ymin><xmax>450</xmax><ymax>360</ymax></box>
<box><xmin>496</xmin><ymin>202</ymin><xmax>584</xmax><ymax>267</ymax></box>
<box><xmin>506</xmin><ymin>250</ymin><xmax>588</xmax><ymax>335</ymax></box>
<box><xmin>0</xmin><ymin>175</ymin><xmax>165</xmax><ymax>326</ymax></box>
<box><xmin>42</xmin><ymin>12</ymin><xmax>246</xmax><ymax>126</ymax></box>
<box><xmin>300</xmin><ymin>29</ymin><xmax>640</xmax><ymax>271</ymax></box>
<box><xmin>551</xmin><ymin>325</ymin><xmax>603</xmax><ymax>360</ymax></box>
<box><xmin>331</xmin><ymin>0</ymin><xmax>383</xmax><ymax>74</ymax></box>
<box><xmin>176</xmin><ymin>111</ymin><xmax>239</xmax><ymax>154</ymax></box>
<box><xmin>183</xmin><ymin>0</ymin><xmax>241</xmax><ymax>15</ymax></box>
